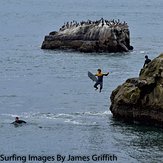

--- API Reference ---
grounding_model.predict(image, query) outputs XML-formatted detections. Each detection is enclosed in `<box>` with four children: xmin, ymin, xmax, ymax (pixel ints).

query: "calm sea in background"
<box><xmin>1</xmin><ymin>0</ymin><xmax>163</xmax><ymax>162</ymax></box>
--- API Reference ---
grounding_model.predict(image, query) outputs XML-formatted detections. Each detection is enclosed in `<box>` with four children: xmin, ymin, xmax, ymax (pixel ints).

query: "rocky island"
<box><xmin>41</xmin><ymin>18</ymin><xmax>133</xmax><ymax>53</ymax></box>
<box><xmin>110</xmin><ymin>53</ymin><xmax>163</xmax><ymax>127</ymax></box>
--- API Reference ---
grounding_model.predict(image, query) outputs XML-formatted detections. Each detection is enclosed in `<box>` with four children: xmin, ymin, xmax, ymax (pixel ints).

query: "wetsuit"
<box><xmin>11</xmin><ymin>120</ymin><xmax>26</xmax><ymax>124</ymax></box>
<box><xmin>143</xmin><ymin>58</ymin><xmax>151</xmax><ymax>67</ymax></box>
<box><xmin>94</xmin><ymin>73</ymin><xmax>108</xmax><ymax>90</ymax></box>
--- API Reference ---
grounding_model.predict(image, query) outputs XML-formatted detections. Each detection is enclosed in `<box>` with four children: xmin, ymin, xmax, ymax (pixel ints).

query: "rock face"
<box><xmin>110</xmin><ymin>53</ymin><xmax>163</xmax><ymax>127</ymax></box>
<box><xmin>41</xmin><ymin>18</ymin><xmax>133</xmax><ymax>53</ymax></box>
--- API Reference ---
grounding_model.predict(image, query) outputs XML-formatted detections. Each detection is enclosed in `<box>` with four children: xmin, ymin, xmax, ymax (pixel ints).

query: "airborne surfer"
<box><xmin>94</xmin><ymin>69</ymin><xmax>109</xmax><ymax>93</ymax></box>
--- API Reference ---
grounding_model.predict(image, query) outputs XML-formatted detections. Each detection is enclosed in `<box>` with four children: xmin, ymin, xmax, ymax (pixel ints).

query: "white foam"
<box><xmin>84</xmin><ymin>110</ymin><xmax>111</xmax><ymax>116</ymax></box>
<box><xmin>140</xmin><ymin>51</ymin><xmax>145</xmax><ymax>53</ymax></box>
<box><xmin>64</xmin><ymin>119</ymin><xmax>97</xmax><ymax>125</ymax></box>
<box><xmin>2</xmin><ymin>113</ymin><xmax>19</xmax><ymax>117</ymax></box>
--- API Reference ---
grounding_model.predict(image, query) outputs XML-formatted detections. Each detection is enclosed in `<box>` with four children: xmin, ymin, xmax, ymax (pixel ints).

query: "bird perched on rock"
<box><xmin>101</xmin><ymin>18</ymin><xmax>104</xmax><ymax>27</ymax></box>
<box><xmin>70</xmin><ymin>22</ymin><xmax>72</xmax><ymax>27</ymax></box>
<box><xmin>66</xmin><ymin>22</ymin><xmax>69</xmax><ymax>28</ymax></box>
<box><xmin>61</xmin><ymin>23</ymin><xmax>65</xmax><ymax>29</ymax></box>
<box><xmin>80</xmin><ymin>21</ymin><xmax>84</xmax><ymax>26</ymax></box>
<box><xmin>95</xmin><ymin>19</ymin><xmax>101</xmax><ymax>26</ymax></box>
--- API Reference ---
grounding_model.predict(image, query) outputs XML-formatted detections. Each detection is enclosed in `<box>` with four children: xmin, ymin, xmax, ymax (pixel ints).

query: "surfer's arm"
<box><xmin>143</xmin><ymin>62</ymin><xmax>146</xmax><ymax>68</ymax></box>
<box><xmin>104</xmin><ymin>72</ymin><xmax>109</xmax><ymax>76</ymax></box>
<box><xmin>19</xmin><ymin>120</ymin><xmax>26</xmax><ymax>123</ymax></box>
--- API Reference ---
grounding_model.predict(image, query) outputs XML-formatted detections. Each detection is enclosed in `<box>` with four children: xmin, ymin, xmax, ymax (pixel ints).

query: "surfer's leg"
<box><xmin>94</xmin><ymin>82</ymin><xmax>99</xmax><ymax>90</ymax></box>
<box><xmin>99</xmin><ymin>82</ymin><xmax>103</xmax><ymax>93</ymax></box>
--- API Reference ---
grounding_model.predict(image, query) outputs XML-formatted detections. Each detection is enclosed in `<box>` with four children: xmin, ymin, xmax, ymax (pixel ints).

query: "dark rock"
<box><xmin>69</xmin><ymin>41</ymin><xmax>83</xmax><ymax>50</ymax></box>
<box><xmin>41</xmin><ymin>40</ymin><xmax>64</xmax><ymax>49</ymax></box>
<box><xmin>110</xmin><ymin>53</ymin><xmax>163</xmax><ymax>127</ymax></box>
<box><xmin>49</xmin><ymin>31</ymin><xmax>57</xmax><ymax>35</ymax></box>
<box><xmin>41</xmin><ymin>19</ymin><xmax>133</xmax><ymax>53</ymax></box>
<box><xmin>128</xmin><ymin>46</ymin><xmax>134</xmax><ymax>50</ymax></box>
<box><xmin>118</xmin><ymin>43</ymin><xmax>128</xmax><ymax>52</ymax></box>
<box><xmin>79</xmin><ymin>42</ymin><xmax>95</xmax><ymax>52</ymax></box>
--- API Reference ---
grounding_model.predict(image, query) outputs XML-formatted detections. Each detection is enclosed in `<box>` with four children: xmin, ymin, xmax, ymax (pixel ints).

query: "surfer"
<box><xmin>11</xmin><ymin>117</ymin><xmax>26</xmax><ymax>124</ymax></box>
<box><xmin>143</xmin><ymin>55</ymin><xmax>151</xmax><ymax>68</ymax></box>
<box><xmin>94</xmin><ymin>69</ymin><xmax>109</xmax><ymax>93</ymax></box>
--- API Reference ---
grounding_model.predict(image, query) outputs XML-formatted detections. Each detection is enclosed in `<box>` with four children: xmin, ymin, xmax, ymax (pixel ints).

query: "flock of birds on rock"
<box><xmin>59</xmin><ymin>18</ymin><xmax>129</xmax><ymax>31</ymax></box>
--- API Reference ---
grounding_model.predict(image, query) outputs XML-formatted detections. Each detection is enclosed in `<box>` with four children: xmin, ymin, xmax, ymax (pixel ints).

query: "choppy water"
<box><xmin>1</xmin><ymin>0</ymin><xmax>163</xmax><ymax>163</ymax></box>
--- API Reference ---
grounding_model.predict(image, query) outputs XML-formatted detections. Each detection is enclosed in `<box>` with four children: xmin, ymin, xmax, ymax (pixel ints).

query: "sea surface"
<box><xmin>0</xmin><ymin>0</ymin><xmax>163</xmax><ymax>163</ymax></box>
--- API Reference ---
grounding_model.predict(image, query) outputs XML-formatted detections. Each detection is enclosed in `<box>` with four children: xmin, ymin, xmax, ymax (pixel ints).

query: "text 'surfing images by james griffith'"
<box><xmin>0</xmin><ymin>154</ymin><xmax>118</xmax><ymax>162</ymax></box>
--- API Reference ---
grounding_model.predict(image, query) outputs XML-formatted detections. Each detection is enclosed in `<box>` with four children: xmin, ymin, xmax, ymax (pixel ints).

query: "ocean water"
<box><xmin>1</xmin><ymin>0</ymin><xmax>163</xmax><ymax>163</ymax></box>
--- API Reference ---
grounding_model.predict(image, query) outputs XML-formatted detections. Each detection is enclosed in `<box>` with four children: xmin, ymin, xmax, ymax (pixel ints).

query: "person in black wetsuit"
<box><xmin>11</xmin><ymin>117</ymin><xmax>26</xmax><ymax>124</ymax></box>
<box><xmin>143</xmin><ymin>55</ymin><xmax>151</xmax><ymax>68</ymax></box>
<box><xmin>94</xmin><ymin>69</ymin><xmax>109</xmax><ymax>93</ymax></box>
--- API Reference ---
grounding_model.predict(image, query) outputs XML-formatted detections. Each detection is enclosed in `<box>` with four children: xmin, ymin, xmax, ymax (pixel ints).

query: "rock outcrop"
<box><xmin>110</xmin><ymin>53</ymin><xmax>163</xmax><ymax>127</ymax></box>
<box><xmin>41</xmin><ymin>18</ymin><xmax>133</xmax><ymax>53</ymax></box>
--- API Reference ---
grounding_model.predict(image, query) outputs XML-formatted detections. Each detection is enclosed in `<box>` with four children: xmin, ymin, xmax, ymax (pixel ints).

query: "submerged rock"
<box><xmin>41</xmin><ymin>18</ymin><xmax>133</xmax><ymax>53</ymax></box>
<box><xmin>110</xmin><ymin>53</ymin><xmax>163</xmax><ymax>127</ymax></box>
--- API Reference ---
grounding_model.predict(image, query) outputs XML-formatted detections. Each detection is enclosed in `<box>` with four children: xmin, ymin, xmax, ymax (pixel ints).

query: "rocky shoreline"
<box><xmin>41</xmin><ymin>18</ymin><xmax>133</xmax><ymax>53</ymax></box>
<box><xmin>110</xmin><ymin>53</ymin><xmax>163</xmax><ymax>127</ymax></box>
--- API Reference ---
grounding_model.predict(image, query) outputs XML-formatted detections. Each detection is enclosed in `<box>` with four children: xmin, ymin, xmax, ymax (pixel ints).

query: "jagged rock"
<box><xmin>78</xmin><ymin>42</ymin><xmax>95</xmax><ymax>52</ymax></box>
<box><xmin>110</xmin><ymin>53</ymin><xmax>163</xmax><ymax>127</ymax></box>
<box><xmin>41</xmin><ymin>18</ymin><xmax>133</xmax><ymax>53</ymax></box>
<box><xmin>49</xmin><ymin>31</ymin><xmax>57</xmax><ymax>35</ymax></box>
<box><xmin>69</xmin><ymin>41</ymin><xmax>83</xmax><ymax>50</ymax></box>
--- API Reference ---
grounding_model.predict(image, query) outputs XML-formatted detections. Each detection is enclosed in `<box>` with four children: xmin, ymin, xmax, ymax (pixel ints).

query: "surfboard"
<box><xmin>88</xmin><ymin>71</ymin><xmax>97</xmax><ymax>82</ymax></box>
<box><xmin>14</xmin><ymin>123</ymin><xmax>22</xmax><ymax>127</ymax></box>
